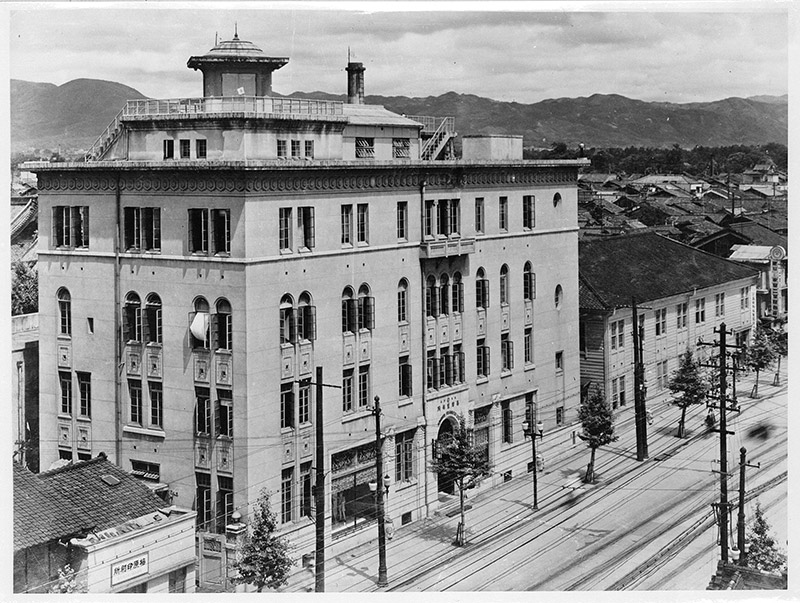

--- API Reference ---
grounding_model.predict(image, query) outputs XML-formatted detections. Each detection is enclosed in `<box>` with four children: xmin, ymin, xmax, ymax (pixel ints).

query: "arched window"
<box><xmin>476</xmin><ymin>268</ymin><xmax>489</xmax><ymax>309</ymax></box>
<box><xmin>439</xmin><ymin>274</ymin><xmax>450</xmax><ymax>316</ymax></box>
<box><xmin>123</xmin><ymin>292</ymin><xmax>142</xmax><ymax>343</ymax></box>
<box><xmin>523</xmin><ymin>262</ymin><xmax>536</xmax><ymax>301</ymax></box>
<box><xmin>215</xmin><ymin>298</ymin><xmax>232</xmax><ymax>350</ymax></box>
<box><xmin>297</xmin><ymin>292</ymin><xmax>316</xmax><ymax>341</ymax></box>
<box><xmin>452</xmin><ymin>272</ymin><xmax>463</xmax><ymax>313</ymax></box>
<box><xmin>358</xmin><ymin>284</ymin><xmax>375</xmax><ymax>331</ymax></box>
<box><xmin>425</xmin><ymin>275</ymin><xmax>438</xmax><ymax>318</ymax></box>
<box><xmin>190</xmin><ymin>296</ymin><xmax>210</xmax><ymax>349</ymax></box>
<box><xmin>145</xmin><ymin>293</ymin><xmax>162</xmax><ymax>344</ymax></box>
<box><xmin>57</xmin><ymin>288</ymin><xmax>71</xmax><ymax>336</ymax></box>
<box><xmin>280</xmin><ymin>294</ymin><xmax>295</xmax><ymax>344</ymax></box>
<box><xmin>553</xmin><ymin>192</ymin><xmax>562</xmax><ymax>207</ymax></box>
<box><xmin>555</xmin><ymin>284</ymin><xmax>564</xmax><ymax>309</ymax></box>
<box><xmin>500</xmin><ymin>264</ymin><xmax>509</xmax><ymax>305</ymax></box>
<box><xmin>397</xmin><ymin>279</ymin><xmax>409</xmax><ymax>323</ymax></box>
<box><xmin>341</xmin><ymin>287</ymin><xmax>356</xmax><ymax>334</ymax></box>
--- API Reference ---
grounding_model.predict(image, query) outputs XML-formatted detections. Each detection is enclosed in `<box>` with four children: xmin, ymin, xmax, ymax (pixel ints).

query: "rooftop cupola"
<box><xmin>187</xmin><ymin>29</ymin><xmax>289</xmax><ymax>97</ymax></box>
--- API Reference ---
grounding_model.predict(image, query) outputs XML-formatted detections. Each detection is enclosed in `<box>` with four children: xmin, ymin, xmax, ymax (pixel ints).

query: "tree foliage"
<box><xmin>668</xmin><ymin>350</ymin><xmax>709</xmax><ymax>438</ymax></box>
<box><xmin>11</xmin><ymin>260</ymin><xmax>38</xmax><ymax>315</ymax></box>
<box><xmin>744</xmin><ymin>327</ymin><xmax>777</xmax><ymax>397</ymax></box>
<box><xmin>747</xmin><ymin>503</ymin><xmax>786</xmax><ymax>574</ymax></box>
<box><xmin>578</xmin><ymin>388</ymin><xmax>619</xmax><ymax>483</ymax></box>
<box><xmin>49</xmin><ymin>564</ymin><xmax>86</xmax><ymax>594</ymax></box>
<box><xmin>231</xmin><ymin>489</ymin><xmax>294</xmax><ymax>592</ymax></box>
<box><xmin>429</xmin><ymin>414</ymin><xmax>491</xmax><ymax>545</ymax></box>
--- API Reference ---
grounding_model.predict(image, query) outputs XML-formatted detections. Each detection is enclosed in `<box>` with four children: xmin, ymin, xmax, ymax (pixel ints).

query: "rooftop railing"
<box><xmin>123</xmin><ymin>96</ymin><xmax>345</xmax><ymax>118</ymax></box>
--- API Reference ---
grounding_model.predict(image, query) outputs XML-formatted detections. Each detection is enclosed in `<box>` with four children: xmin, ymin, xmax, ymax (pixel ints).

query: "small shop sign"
<box><xmin>111</xmin><ymin>552</ymin><xmax>149</xmax><ymax>586</ymax></box>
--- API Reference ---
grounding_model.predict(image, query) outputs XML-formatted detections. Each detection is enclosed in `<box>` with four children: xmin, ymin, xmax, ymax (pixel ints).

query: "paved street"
<box><xmin>285</xmin><ymin>360</ymin><xmax>787</xmax><ymax>592</ymax></box>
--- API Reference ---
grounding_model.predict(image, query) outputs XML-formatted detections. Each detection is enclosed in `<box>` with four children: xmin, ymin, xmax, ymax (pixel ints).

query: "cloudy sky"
<box><xmin>6</xmin><ymin>2</ymin><xmax>792</xmax><ymax>105</ymax></box>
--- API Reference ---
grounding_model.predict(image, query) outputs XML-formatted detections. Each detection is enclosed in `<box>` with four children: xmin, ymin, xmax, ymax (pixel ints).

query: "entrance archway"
<box><xmin>436</xmin><ymin>416</ymin><xmax>458</xmax><ymax>495</ymax></box>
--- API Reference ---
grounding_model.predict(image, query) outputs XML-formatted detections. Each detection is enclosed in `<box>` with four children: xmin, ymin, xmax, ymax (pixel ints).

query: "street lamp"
<box><xmin>522</xmin><ymin>418</ymin><xmax>545</xmax><ymax>510</ymax></box>
<box><xmin>367</xmin><ymin>473</ymin><xmax>390</xmax><ymax>586</ymax></box>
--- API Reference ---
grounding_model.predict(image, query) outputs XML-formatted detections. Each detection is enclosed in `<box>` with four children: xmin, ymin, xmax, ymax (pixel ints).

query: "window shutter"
<box><xmin>289</xmin><ymin>309</ymin><xmax>298</xmax><ymax>344</ymax></box>
<box><xmin>431</xmin><ymin>287</ymin><xmax>440</xmax><ymax>317</ymax></box>
<box><xmin>348</xmin><ymin>299</ymin><xmax>358</xmax><ymax>333</ymax></box>
<box><xmin>523</xmin><ymin>197</ymin><xmax>530</xmax><ymax>228</ymax></box>
<box><xmin>532</xmin><ymin>273</ymin><xmax>536</xmax><ymax>299</ymax></box>
<box><xmin>152</xmin><ymin>208</ymin><xmax>161</xmax><ymax>250</ymax></box>
<box><xmin>365</xmin><ymin>297</ymin><xmax>375</xmax><ymax>330</ymax></box>
<box><xmin>485</xmin><ymin>347</ymin><xmax>491</xmax><ymax>375</ymax></box>
<box><xmin>425</xmin><ymin>286</ymin><xmax>432</xmax><ymax>316</ymax></box>
<box><xmin>187</xmin><ymin>209</ymin><xmax>197</xmax><ymax>253</ymax></box>
<box><xmin>306</xmin><ymin>306</ymin><xmax>317</xmax><ymax>340</ymax></box>
<box><xmin>508</xmin><ymin>341</ymin><xmax>515</xmax><ymax>369</ymax></box>
<box><xmin>405</xmin><ymin>363</ymin><xmax>413</xmax><ymax>396</ymax></box>
<box><xmin>210</xmin><ymin>313</ymin><xmax>219</xmax><ymax>350</ymax></box>
<box><xmin>458</xmin><ymin>351</ymin><xmax>465</xmax><ymax>383</ymax></box>
<box><xmin>122</xmin><ymin>305</ymin><xmax>131</xmax><ymax>342</ymax></box>
<box><xmin>432</xmin><ymin>357</ymin><xmax>440</xmax><ymax>388</ymax></box>
<box><xmin>188</xmin><ymin>311</ymin><xmax>196</xmax><ymax>348</ymax></box>
<box><xmin>458</xmin><ymin>282</ymin><xmax>465</xmax><ymax>312</ymax></box>
<box><xmin>214</xmin><ymin>401</ymin><xmax>221</xmax><ymax>437</ymax></box>
<box><xmin>80</xmin><ymin>207</ymin><xmax>89</xmax><ymax>246</ymax></box>
<box><xmin>143</xmin><ymin>307</ymin><xmax>152</xmax><ymax>343</ymax></box>
<box><xmin>52</xmin><ymin>207</ymin><xmax>60</xmax><ymax>246</ymax></box>
<box><xmin>308</xmin><ymin>207</ymin><xmax>315</xmax><ymax>248</ymax></box>
<box><xmin>445</xmin><ymin>354</ymin><xmax>454</xmax><ymax>385</ymax></box>
<box><xmin>482</xmin><ymin>280</ymin><xmax>490</xmax><ymax>308</ymax></box>
<box><xmin>426</xmin><ymin>357</ymin><xmax>434</xmax><ymax>389</ymax></box>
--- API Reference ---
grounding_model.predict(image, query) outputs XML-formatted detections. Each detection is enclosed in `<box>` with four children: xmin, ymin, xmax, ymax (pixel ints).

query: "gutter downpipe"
<box><xmin>419</xmin><ymin>175</ymin><xmax>430</xmax><ymax>517</ymax></box>
<box><xmin>114</xmin><ymin>174</ymin><xmax>123</xmax><ymax>462</ymax></box>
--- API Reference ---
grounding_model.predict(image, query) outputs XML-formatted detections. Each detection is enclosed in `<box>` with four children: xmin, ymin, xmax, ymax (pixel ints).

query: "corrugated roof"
<box><xmin>14</xmin><ymin>456</ymin><xmax>165</xmax><ymax>552</ymax></box>
<box><xmin>579</xmin><ymin>231</ymin><xmax>758</xmax><ymax>309</ymax></box>
<box><xmin>343</xmin><ymin>104</ymin><xmax>425</xmax><ymax>128</ymax></box>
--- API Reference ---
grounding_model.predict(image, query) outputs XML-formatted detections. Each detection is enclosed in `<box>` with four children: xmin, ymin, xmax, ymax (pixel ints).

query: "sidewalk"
<box><xmin>284</xmin><ymin>359</ymin><xmax>787</xmax><ymax>592</ymax></box>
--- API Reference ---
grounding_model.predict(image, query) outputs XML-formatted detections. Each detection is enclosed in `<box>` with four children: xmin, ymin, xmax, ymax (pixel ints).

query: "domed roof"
<box><xmin>203</xmin><ymin>33</ymin><xmax>266</xmax><ymax>58</ymax></box>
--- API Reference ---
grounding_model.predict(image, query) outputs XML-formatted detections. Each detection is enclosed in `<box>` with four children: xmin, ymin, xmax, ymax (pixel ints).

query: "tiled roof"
<box><xmin>579</xmin><ymin>231</ymin><xmax>758</xmax><ymax>309</ymax></box>
<box><xmin>344</xmin><ymin>104</ymin><xmax>426</xmax><ymax>128</ymax></box>
<box><xmin>730</xmin><ymin>220</ymin><xmax>788</xmax><ymax>250</ymax></box>
<box><xmin>14</xmin><ymin>455</ymin><xmax>165</xmax><ymax>552</ymax></box>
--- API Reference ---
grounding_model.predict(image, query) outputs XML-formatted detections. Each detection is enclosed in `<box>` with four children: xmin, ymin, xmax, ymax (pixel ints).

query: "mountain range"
<box><xmin>10</xmin><ymin>78</ymin><xmax>787</xmax><ymax>154</ymax></box>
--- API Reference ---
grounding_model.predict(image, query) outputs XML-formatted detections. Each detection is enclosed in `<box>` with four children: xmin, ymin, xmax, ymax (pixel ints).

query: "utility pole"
<box><xmin>737</xmin><ymin>446</ymin><xmax>760</xmax><ymax>566</ymax></box>
<box><xmin>699</xmin><ymin>322</ymin><xmax>742</xmax><ymax>564</ymax></box>
<box><xmin>314</xmin><ymin>366</ymin><xmax>325</xmax><ymax>592</ymax></box>
<box><xmin>372</xmin><ymin>395</ymin><xmax>388</xmax><ymax>587</ymax></box>
<box><xmin>631</xmin><ymin>297</ymin><xmax>648</xmax><ymax>461</ymax></box>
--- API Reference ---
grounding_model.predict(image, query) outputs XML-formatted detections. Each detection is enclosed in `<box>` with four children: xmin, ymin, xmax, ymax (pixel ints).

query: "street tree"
<box><xmin>429</xmin><ymin>414</ymin><xmax>491</xmax><ymax>546</ymax></box>
<box><xmin>49</xmin><ymin>564</ymin><xmax>86</xmax><ymax>593</ymax></box>
<box><xmin>11</xmin><ymin>260</ymin><xmax>38</xmax><ymax>315</ymax></box>
<box><xmin>747</xmin><ymin>502</ymin><xmax>786</xmax><ymax>574</ymax></box>
<box><xmin>744</xmin><ymin>328</ymin><xmax>777</xmax><ymax>398</ymax></box>
<box><xmin>231</xmin><ymin>489</ymin><xmax>294</xmax><ymax>592</ymax></box>
<box><xmin>765</xmin><ymin>322</ymin><xmax>787</xmax><ymax>385</ymax></box>
<box><xmin>578</xmin><ymin>387</ymin><xmax>618</xmax><ymax>483</ymax></box>
<box><xmin>668</xmin><ymin>349</ymin><xmax>709</xmax><ymax>438</ymax></box>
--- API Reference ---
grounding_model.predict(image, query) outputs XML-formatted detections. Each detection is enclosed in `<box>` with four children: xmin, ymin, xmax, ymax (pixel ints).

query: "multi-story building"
<box><xmin>579</xmin><ymin>232</ymin><xmax>759</xmax><ymax>411</ymax></box>
<box><xmin>30</xmin><ymin>32</ymin><xmax>586</xmax><ymax>585</ymax></box>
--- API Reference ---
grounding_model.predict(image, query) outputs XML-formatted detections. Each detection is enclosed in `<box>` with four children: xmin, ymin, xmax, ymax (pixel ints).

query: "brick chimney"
<box><xmin>346</xmin><ymin>62</ymin><xmax>365</xmax><ymax>105</ymax></box>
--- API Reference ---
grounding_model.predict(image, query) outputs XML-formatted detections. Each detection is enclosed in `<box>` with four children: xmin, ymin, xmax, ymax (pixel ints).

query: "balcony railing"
<box><xmin>123</xmin><ymin>96</ymin><xmax>345</xmax><ymax>118</ymax></box>
<box><xmin>420</xmin><ymin>237</ymin><xmax>476</xmax><ymax>259</ymax></box>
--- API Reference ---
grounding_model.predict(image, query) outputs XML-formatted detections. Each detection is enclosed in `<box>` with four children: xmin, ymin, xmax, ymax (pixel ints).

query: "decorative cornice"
<box><xmin>37</xmin><ymin>165</ymin><xmax>579</xmax><ymax>194</ymax></box>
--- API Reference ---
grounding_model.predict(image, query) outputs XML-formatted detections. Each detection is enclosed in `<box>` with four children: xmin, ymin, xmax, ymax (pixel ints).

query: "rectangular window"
<box><xmin>217</xmin><ymin>389</ymin><xmax>233</xmax><ymax>437</ymax></box>
<box><xmin>59</xmin><ymin>296</ymin><xmax>71</xmax><ymax>336</ymax></box>
<box><xmin>501</xmin><ymin>334</ymin><xmax>514</xmax><ymax>371</ymax></box>
<box><xmin>655</xmin><ymin>308</ymin><xmax>667</xmax><ymax>337</ymax></box>
<box><xmin>695</xmin><ymin>298</ymin><xmax>706</xmax><ymax>323</ymax></box>
<box><xmin>281</xmin><ymin>468</ymin><xmax>293</xmax><ymax>524</ymax></box>
<box><xmin>556</xmin><ymin>406</ymin><xmax>564</xmax><ymax>425</ymax></box>
<box><xmin>180</xmin><ymin>139</ymin><xmax>191</xmax><ymax>159</ymax></box>
<box><xmin>149</xmin><ymin>381</ymin><xmax>162</xmax><ymax>429</ymax></box>
<box><xmin>524</xmin><ymin>270</ymin><xmax>536</xmax><ymax>301</ymax></box>
<box><xmin>300</xmin><ymin>462</ymin><xmax>312</xmax><ymax>518</ymax></box>
<box><xmin>131</xmin><ymin>459</ymin><xmax>160</xmax><ymax>481</ymax></box>
<box><xmin>279</xmin><ymin>208</ymin><xmax>292</xmax><ymax>251</ymax></box>
<box><xmin>196</xmin><ymin>472</ymin><xmax>212</xmax><ymax>530</ymax></box>
<box><xmin>358</xmin><ymin>296</ymin><xmax>375</xmax><ymax>330</ymax></box>
<box><xmin>196</xmin><ymin>139</ymin><xmax>207</xmax><ymax>159</ymax></box>
<box><xmin>715</xmin><ymin>293</ymin><xmax>725</xmax><ymax>317</ymax></box>
<box><xmin>524</xmin><ymin>327</ymin><xmax>533</xmax><ymax>364</ymax></box>
<box><xmin>502</xmin><ymin>400</ymin><xmax>513</xmax><ymax>444</ymax></box>
<box><xmin>281</xmin><ymin>382</ymin><xmax>294</xmax><ymax>429</ymax></box>
<box><xmin>188</xmin><ymin>208</ymin><xmax>209</xmax><ymax>254</ymax></box>
<box><xmin>477</xmin><ymin>339</ymin><xmax>490</xmax><ymax>378</ymax></box>
<box><xmin>304</xmin><ymin>140</ymin><xmax>314</xmax><ymax>159</ymax></box>
<box><xmin>342</xmin><ymin>298</ymin><xmax>358</xmax><ymax>333</ymax></box>
<box><xmin>499</xmin><ymin>196</ymin><xmax>508</xmax><ymax>231</ymax></box>
<box><xmin>277</xmin><ymin>139</ymin><xmax>287</xmax><ymax>158</ymax></box>
<box><xmin>357</xmin><ymin>203</ymin><xmax>369</xmax><ymax>243</ymax></box>
<box><xmin>76</xmin><ymin>371</ymin><xmax>91</xmax><ymax>418</ymax></box>
<box><xmin>52</xmin><ymin>206</ymin><xmax>90</xmax><ymax>248</ymax></box>
<box><xmin>452</xmin><ymin>278</ymin><xmax>464</xmax><ymax>313</ymax></box>
<box><xmin>676</xmin><ymin>302</ymin><xmax>688</xmax><ymax>329</ymax></box>
<box><xmin>217</xmin><ymin>475</ymin><xmax>234</xmax><ymax>532</ymax></box>
<box><xmin>741</xmin><ymin>286</ymin><xmax>750</xmax><ymax>309</ymax></box>
<box><xmin>523</xmin><ymin>195</ymin><xmax>535</xmax><ymax>229</ymax></box>
<box><xmin>611</xmin><ymin>377</ymin><xmax>619</xmax><ymax>409</ymax></box>
<box><xmin>297</xmin><ymin>304</ymin><xmax>316</xmax><ymax>341</ymax></box>
<box><xmin>449</xmin><ymin>199</ymin><xmax>461</xmax><ymax>235</ymax></box>
<box><xmin>656</xmin><ymin>360</ymin><xmax>669</xmax><ymax>389</ymax></box>
<box><xmin>611</xmin><ymin>319</ymin><xmax>625</xmax><ymax>350</ymax></box>
<box><xmin>73</xmin><ymin>206</ymin><xmax>89</xmax><ymax>248</ymax></box>
<box><xmin>142</xmin><ymin>207</ymin><xmax>161</xmax><ymax>252</ymax></box>
<box><xmin>396</xmin><ymin>201</ymin><xmax>408</xmax><ymax>240</ymax></box>
<box><xmin>129</xmin><ymin>380</ymin><xmax>143</xmax><ymax>425</ymax></box>
<box><xmin>298</xmin><ymin>379</ymin><xmax>311</xmax><ymax>425</ymax></box>
<box><xmin>59</xmin><ymin>371</ymin><xmax>72</xmax><ymax>415</ymax></box>
<box><xmin>341</xmin><ymin>204</ymin><xmax>353</xmax><ymax>245</ymax></box>
<box><xmin>291</xmin><ymin>139</ymin><xmax>301</xmax><ymax>158</ymax></box>
<box><xmin>163</xmin><ymin>139</ymin><xmax>174</xmax><ymax>159</ymax></box>
<box><xmin>475</xmin><ymin>198</ymin><xmax>485</xmax><ymax>234</ymax></box>
<box><xmin>299</xmin><ymin>206</ymin><xmax>315</xmax><ymax>249</ymax></box>
<box><xmin>195</xmin><ymin>387</ymin><xmax>211</xmax><ymax>434</ymax></box>
<box><xmin>397</xmin><ymin>287</ymin><xmax>407</xmax><ymax>323</ymax></box>
<box><xmin>355</xmin><ymin>137</ymin><xmax>375</xmax><ymax>159</ymax></box>
<box><xmin>393</xmin><ymin>137</ymin><xmax>410</xmax><ymax>159</ymax></box>
<box><xmin>437</xmin><ymin>199</ymin><xmax>450</xmax><ymax>237</ymax></box>
<box><xmin>399</xmin><ymin>356</ymin><xmax>412</xmax><ymax>398</ymax></box>
<box><xmin>426</xmin><ymin>350</ymin><xmax>439</xmax><ymax>390</ymax></box>
<box><xmin>342</xmin><ymin>369</ymin><xmax>354</xmax><ymax>413</ymax></box>
<box><xmin>358</xmin><ymin>365</ymin><xmax>370</xmax><ymax>408</ymax></box>
<box><xmin>395</xmin><ymin>430</ymin><xmax>415</xmax><ymax>481</ymax></box>
<box><xmin>212</xmin><ymin>209</ymin><xmax>231</xmax><ymax>255</ymax></box>
<box><xmin>476</xmin><ymin>278</ymin><xmax>490</xmax><ymax>309</ymax></box>
<box><xmin>424</xmin><ymin>200</ymin><xmax>435</xmax><ymax>238</ymax></box>
<box><xmin>169</xmin><ymin>567</ymin><xmax>187</xmax><ymax>594</ymax></box>
<box><xmin>555</xmin><ymin>350</ymin><xmax>564</xmax><ymax>372</ymax></box>
<box><xmin>618</xmin><ymin>375</ymin><xmax>626</xmax><ymax>406</ymax></box>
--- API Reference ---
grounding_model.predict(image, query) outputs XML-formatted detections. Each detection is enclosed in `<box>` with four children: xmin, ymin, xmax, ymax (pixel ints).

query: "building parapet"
<box><xmin>123</xmin><ymin>95</ymin><xmax>344</xmax><ymax>119</ymax></box>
